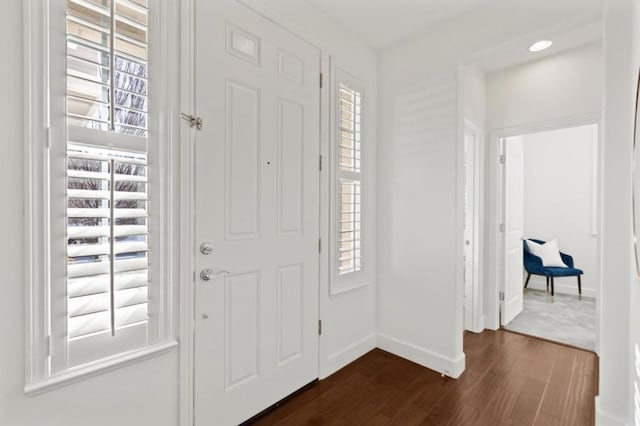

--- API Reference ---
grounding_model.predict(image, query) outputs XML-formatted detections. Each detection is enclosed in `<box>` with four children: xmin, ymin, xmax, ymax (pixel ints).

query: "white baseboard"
<box><xmin>320</xmin><ymin>333</ymin><xmax>376</xmax><ymax>379</ymax></box>
<box><xmin>527</xmin><ymin>277</ymin><xmax>596</xmax><ymax>298</ymax></box>
<box><xmin>595</xmin><ymin>396</ymin><xmax>627</xmax><ymax>426</ymax></box>
<box><xmin>376</xmin><ymin>333</ymin><xmax>465</xmax><ymax>378</ymax></box>
<box><xmin>466</xmin><ymin>315</ymin><xmax>485</xmax><ymax>334</ymax></box>
<box><xmin>485</xmin><ymin>314</ymin><xmax>500</xmax><ymax>331</ymax></box>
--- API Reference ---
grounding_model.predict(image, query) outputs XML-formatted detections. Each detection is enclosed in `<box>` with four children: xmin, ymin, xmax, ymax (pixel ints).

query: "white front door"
<box><xmin>193</xmin><ymin>2</ymin><xmax>321</xmax><ymax>424</ymax></box>
<box><xmin>501</xmin><ymin>136</ymin><xmax>524</xmax><ymax>325</ymax></box>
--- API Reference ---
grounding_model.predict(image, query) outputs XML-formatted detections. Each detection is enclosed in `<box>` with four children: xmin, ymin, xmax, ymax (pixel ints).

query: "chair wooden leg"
<box><xmin>578</xmin><ymin>275</ymin><xmax>582</xmax><ymax>295</ymax></box>
<box><xmin>550</xmin><ymin>277</ymin><xmax>555</xmax><ymax>296</ymax></box>
<box><xmin>524</xmin><ymin>273</ymin><xmax>531</xmax><ymax>288</ymax></box>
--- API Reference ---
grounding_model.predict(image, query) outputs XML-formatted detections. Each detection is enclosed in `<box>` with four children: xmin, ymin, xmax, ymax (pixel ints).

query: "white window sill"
<box><xmin>24</xmin><ymin>340</ymin><xmax>178</xmax><ymax>395</ymax></box>
<box><xmin>329</xmin><ymin>280</ymin><xmax>370</xmax><ymax>297</ymax></box>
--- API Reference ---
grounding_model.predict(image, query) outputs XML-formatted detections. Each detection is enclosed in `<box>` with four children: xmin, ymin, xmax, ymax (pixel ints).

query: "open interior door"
<box><xmin>501</xmin><ymin>136</ymin><xmax>524</xmax><ymax>325</ymax></box>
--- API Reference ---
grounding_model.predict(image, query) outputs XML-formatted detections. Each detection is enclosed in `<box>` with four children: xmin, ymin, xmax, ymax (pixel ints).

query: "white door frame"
<box><xmin>177</xmin><ymin>1</ymin><xmax>329</xmax><ymax>424</ymax></box>
<box><xmin>485</xmin><ymin>113</ymin><xmax>602</xmax><ymax>353</ymax></box>
<box><xmin>463</xmin><ymin>121</ymin><xmax>483</xmax><ymax>333</ymax></box>
<box><xmin>178</xmin><ymin>0</ymin><xmax>197</xmax><ymax>425</ymax></box>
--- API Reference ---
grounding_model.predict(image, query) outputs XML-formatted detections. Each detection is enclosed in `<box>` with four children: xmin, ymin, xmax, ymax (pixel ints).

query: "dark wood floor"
<box><xmin>253</xmin><ymin>330</ymin><xmax>598</xmax><ymax>425</ymax></box>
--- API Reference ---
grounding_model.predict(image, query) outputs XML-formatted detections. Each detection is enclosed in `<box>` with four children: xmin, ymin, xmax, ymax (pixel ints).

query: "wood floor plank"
<box><xmin>538</xmin><ymin>346</ymin><xmax>577</xmax><ymax>420</ymax></box>
<box><xmin>250</xmin><ymin>330</ymin><xmax>598</xmax><ymax>426</ymax></box>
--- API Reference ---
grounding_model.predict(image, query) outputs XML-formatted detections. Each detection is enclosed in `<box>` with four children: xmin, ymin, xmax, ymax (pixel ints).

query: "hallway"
<box><xmin>253</xmin><ymin>330</ymin><xmax>598</xmax><ymax>425</ymax></box>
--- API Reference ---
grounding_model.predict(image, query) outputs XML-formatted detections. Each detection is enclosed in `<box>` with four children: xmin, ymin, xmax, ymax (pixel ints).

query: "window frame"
<box><xmin>329</xmin><ymin>67</ymin><xmax>366</xmax><ymax>295</ymax></box>
<box><xmin>24</xmin><ymin>0</ymin><xmax>178</xmax><ymax>394</ymax></box>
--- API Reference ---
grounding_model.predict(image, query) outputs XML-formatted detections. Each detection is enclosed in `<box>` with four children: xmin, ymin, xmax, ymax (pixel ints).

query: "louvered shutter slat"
<box><xmin>68</xmin><ymin>189</ymin><xmax>111</xmax><ymax>199</ymax></box>
<box><xmin>114</xmin><ymin>191</ymin><xmax>147</xmax><ymax>201</ymax></box>
<box><xmin>68</xmin><ymin>292</ymin><xmax>110</xmax><ymax>318</ymax></box>
<box><xmin>115</xmin><ymin>303</ymin><xmax>148</xmax><ymax>328</ymax></box>
<box><xmin>68</xmin><ymin>274</ymin><xmax>111</xmax><ymax>298</ymax></box>
<box><xmin>68</xmin><ymin>260</ymin><xmax>110</xmax><ymax>279</ymax></box>
<box><xmin>68</xmin><ymin>225</ymin><xmax>110</xmax><ymax>238</ymax></box>
<box><xmin>115</xmin><ymin>286</ymin><xmax>148</xmax><ymax>309</ymax></box>
<box><xmin>114</xmin><ymin>257</ymin><xmax>148</xmax><ymax>274</ymax></box>
<box><xmin>115</xmin><ymin>270</ymin><xmax>148</xmax><ymax>291</ymax></box>
<box><xmin>68</xmin><ymin>311</ymin><xmax>111</xmax><ymax>339</ymax></box>
<box><xmin>114</xmin><ymin>225</ymin><xmax>147</xmax><ymax>237</ymax></box>
<box><xmin>68</xmin><ymin>243</ymin><xmax>110</xmax><ymax>257</ymax></box>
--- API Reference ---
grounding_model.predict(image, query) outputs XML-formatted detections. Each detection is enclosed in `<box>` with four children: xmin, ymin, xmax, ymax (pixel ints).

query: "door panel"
<box><xmin>502</xmin><ymin>136</ymin><xmax>524</xmax><ymax>325</ymax></box>
<box><xmin>193</xmin><ymin>1</ymin><xmax>320</xmax><ymax>424</ymax></box>
<box><xmin>277</xmin><ymin>99</ymin><xmax>305</xmax><ymax>236</ymax></box>
<box><xmin>226</xmin><ymin>81</ymin><xmax>261</xmax><ymax>239</ymax></box>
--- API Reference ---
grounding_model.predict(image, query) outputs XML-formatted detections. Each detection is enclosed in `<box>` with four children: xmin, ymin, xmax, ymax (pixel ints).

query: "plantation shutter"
<box><xmin>67</xmin><ymin>0</ymin><xmax>148</xmax><ymax>136</ymax></box>
<box><xmin>67</xmin><ymin>145</ymin><xmax>149</xmax><ymax>339</ymax></box>
<box><xmin>337</xmin><ymin>83</ymin><xmax>363</xmax><ymax>275</ymax></box>
<box><xmin>65</xmin><ymin>0</ymin><xmax>150</xmax><ymax>347</ymax></box>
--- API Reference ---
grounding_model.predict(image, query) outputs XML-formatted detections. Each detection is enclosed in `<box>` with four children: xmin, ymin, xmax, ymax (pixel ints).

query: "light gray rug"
<box><xmin>504</xmin><ymin>288</ymin><xmax>596</xmax><ymax>351</ymax></box>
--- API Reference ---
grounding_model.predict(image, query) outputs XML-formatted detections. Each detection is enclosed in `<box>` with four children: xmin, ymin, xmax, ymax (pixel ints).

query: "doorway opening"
<box><xmin>498</xmin><ymin>124</ymin><xmax>599</xmax><ymax>351</ymax></box>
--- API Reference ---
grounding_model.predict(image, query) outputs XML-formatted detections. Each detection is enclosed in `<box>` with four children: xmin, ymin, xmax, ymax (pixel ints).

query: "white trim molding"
<box><xmin>321</xmin><ymin>334</ymin><xmax>376</xmax><ymax>379</ymax></box>
<box><xmin>24</xmin><ymin>0</ymin><xmax>180</xmax><ymax>394</ymax></box>
<box><xmin>25</xmin><ymin>341</ymin><xmax>177</xmax><ymax>395</ymax></box>
<box><xmin>330</xmin><ymin>66</ymin><xmax>368</xmax><ymax>296</ymax></box>
<box><xmin>594</xmin><ymin>396</ymin><xmax>627</xmax><ymax>426</ymax></box>
<box><xmin>178</xmin><ymin>0</ymin><xmax>196</xmax><ymax>425</ymax></box>
<box><xmin>24</xmin><ymin>0</ymin><xmax>50</xmax><ymax>392</ymax></box>
<box><xmin>376</xmin><ymin>333</ymin><xmax>466</xmax><ymax>379</ymax></box>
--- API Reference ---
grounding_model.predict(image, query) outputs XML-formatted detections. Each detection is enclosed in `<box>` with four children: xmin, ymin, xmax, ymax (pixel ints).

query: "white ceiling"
<box><xmin>305</xmin><ymin>0</ymin><xmax>490</xmax><ymax>49</ymax></box>
<box><xmin>471</xmin><ymin>20</ymin><xmax>603</xmax><ymax>73</ymax></box>
<box><xmin>304</xmin><ymin>0</ymin><xmax>605</xmax><ymax>50</ymax></box>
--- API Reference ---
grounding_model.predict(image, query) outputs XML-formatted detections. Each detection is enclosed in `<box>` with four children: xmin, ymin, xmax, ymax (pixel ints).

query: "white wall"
<box><xmin>463</xmin><ymin>65</ymin><xmax>487</xmax><ymax>130</ymax></box>
<box><xmin>521</xmin><ymin>125</ymin><xmax>599</xmax><ymax>297</ymax></box>
<box><xmin>630</xmin><ymin>1</ymin><xmax>640</xmax><ymax>424</ymax></box>
<box><xmin>590</xmin><ymin>0</ymin><xmax>640</xmax><ymax>424</ymax></box>
<box><xmin>487</xmin><ymin>42</ymin><xmax>603</xmax><ymax>130</ymax></box>
<box><xmin>375</xmin><ymin>1</ymin><xmax>603</xmax><ymax>377</ymax></box>
<box><xmin>597</xmin><ymin>0</ymin><xmax>637</xmax><ymax>424</ymax></box>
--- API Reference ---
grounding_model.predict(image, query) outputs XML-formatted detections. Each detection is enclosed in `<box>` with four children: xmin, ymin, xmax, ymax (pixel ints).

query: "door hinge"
<box><xmin>318</xmin><ymin>238</ymin><xmax>322</xmax><ymax>253</ymax></box>
<box><xmin>499</xmin><ymin>155</ymin><xmax>505</xmax><ymax>164</ymax></box>
<box><xmin>318</xmin><ymin>320</ymin><xmax>322</xmax><ymax>335</ymax></box>
<box><xmin>319</xmin><ymin>155</ymin><xmax>323</xmax><ymax>171</ymax></box>
<box><xmin>45</xmin><ymin>335</ymin><xmax>51</xmax><ymax>357</ymax></box>
<box><xmin>499</xmin><ymin>223</ymin><xmax>505</xmax><ymax>232</ymax></box>
<box><xmin>180</xmin><ymin>112</ymin><xmax>203</xmax><ymax>130</ymax></box>
<box><xmin>45</xmin><ymin>126</ymin><xmax>51</xmax><ymax>149</ymax></box>
<box><xmin>320</xmin><ymin>72</ymin><xmax>323</xmax><ymax>89</ymax></box>
<box><xmin>499</xmin><ymin>291</ymin><xmax>505</xmax><ymax>301</ymax></box>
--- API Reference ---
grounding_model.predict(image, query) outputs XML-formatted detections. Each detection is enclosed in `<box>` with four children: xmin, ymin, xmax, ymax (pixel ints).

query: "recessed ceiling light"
<box><xmin>529</xmin><ymin>40</ymin><xmax>553</xmax><ymax>52</ymax></box>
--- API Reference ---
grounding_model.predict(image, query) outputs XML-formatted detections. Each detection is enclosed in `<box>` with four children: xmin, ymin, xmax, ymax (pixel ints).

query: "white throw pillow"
<box><xmin>526</xmin><ymin>239</ymin><xmax>568</xmax><ymax>268</ymax></box>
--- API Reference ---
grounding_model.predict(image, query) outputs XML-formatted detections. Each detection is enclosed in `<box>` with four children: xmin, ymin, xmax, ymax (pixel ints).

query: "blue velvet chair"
<box><xmin>523</xmin><ymin>239</ymin><xmax>583</xmax><ymax>296</ymax></box>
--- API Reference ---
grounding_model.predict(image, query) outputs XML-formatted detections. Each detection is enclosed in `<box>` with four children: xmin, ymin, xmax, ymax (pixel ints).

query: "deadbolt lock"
<box><xmin>200</xmin><ymin>242</ymin><xmax>213</xmax><ymax>255</ymax></box>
